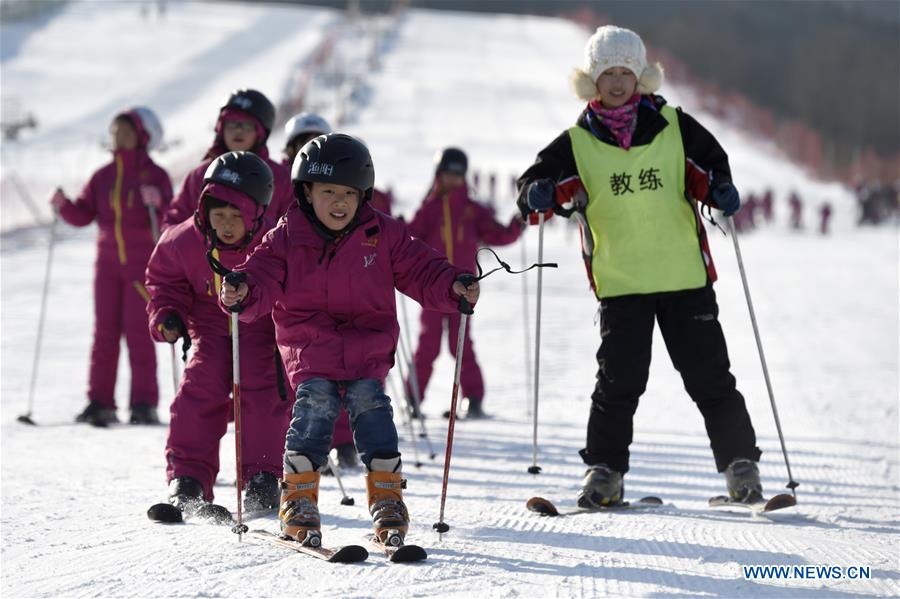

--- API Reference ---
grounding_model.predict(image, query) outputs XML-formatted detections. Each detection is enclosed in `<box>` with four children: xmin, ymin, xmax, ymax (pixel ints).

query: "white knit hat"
<box><xmin>570</xmin><ymin>25</ymin><xmax>664</xmax><ymax>101</ymax></box>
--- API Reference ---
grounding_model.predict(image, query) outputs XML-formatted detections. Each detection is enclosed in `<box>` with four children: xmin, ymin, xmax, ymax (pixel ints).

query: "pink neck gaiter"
<box><xmin>589</xmin><ymin>94</ymin><xmax>641</xmax><ymax>150</ymax></box>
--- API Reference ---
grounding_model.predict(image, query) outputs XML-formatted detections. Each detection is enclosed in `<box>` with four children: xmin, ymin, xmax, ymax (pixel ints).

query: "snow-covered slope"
<box><xmin>2</xmin><ymin>4</ymin><xmax>897</xmax><ymax>598</ymax></box>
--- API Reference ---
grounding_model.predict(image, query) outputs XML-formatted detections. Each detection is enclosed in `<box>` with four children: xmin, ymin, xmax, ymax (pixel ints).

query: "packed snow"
<box><xmin>1</xmin><ymin>2</ymin><xmax>897</xmax><ymax>597</ymax></box>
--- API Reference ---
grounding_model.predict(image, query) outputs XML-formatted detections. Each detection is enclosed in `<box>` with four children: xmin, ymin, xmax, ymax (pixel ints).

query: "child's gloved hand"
<box><xmin>49</xmin><ymin>188</ymin><xmax>68</xmax><ymax>212</ymax></box>
<box><xmin>452</xmin><ymin>277</ymin><xmax>480</xmax><ymax>305</ymax></box>
<box><xmin>712</xmin><ymin>183</ymin><xmax>741</xmax><ymax>216</ymax></box>
<box><xmin>220</xmin><ymin>279</ymin><xmax>248</xmax><ymax>307</ymax></box>
<box><xmin>526</xmin><ymin>179</ymin><xmax>556</xmax><ymax>212</ymax></box>
<box><xmin>161</xmin><ymin>312</ymin><xmax>185</xmax><ymax>344</ymax></box>
<box><xmin>140</xmin><ymin>185</ymin><xmax>163</xmax><ymax>209</ymax></box>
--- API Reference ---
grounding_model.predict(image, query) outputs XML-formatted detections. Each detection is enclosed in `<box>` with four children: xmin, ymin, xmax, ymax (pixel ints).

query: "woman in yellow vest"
<box><xmin>516</xmin><ymin>25</ymin><xmax>763</xmax><ymax>508</ymax></box>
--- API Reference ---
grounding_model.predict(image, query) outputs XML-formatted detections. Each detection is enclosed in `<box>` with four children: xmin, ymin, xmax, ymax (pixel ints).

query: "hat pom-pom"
<box><xmin>637</xmin><ymin>61</ymin><xmax>664</xmax><ymax>95</ymax></box>
<box><xmin>570</xmin><ymin>68</ymin><xmax>598</xmax><ymax>101</ymax></box>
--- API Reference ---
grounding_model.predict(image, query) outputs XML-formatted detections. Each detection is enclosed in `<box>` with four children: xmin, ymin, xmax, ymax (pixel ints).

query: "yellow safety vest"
<box><xmin>569</xmin><ymin>105</ymin><xmax>707</xmax><ymax>298</ymax></box>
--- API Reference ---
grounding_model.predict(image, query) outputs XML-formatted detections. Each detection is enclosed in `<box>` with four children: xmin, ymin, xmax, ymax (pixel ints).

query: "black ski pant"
<box><xmin>581</xmin><ymin>285</ymin><xmax>761</xmax><ymax>473</ymax></box>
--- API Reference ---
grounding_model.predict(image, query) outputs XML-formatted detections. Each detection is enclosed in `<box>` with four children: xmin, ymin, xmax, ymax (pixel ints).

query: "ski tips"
<box><xmin>16</xmin><ymin>414</ymin><xmax>36</xmax><ymax>425</ymax></box>
<box><xmin>525</xmin><ymin>496</ymin><xmax>558</xmax><ymax>516</ymax></box>
<box><xmin>147</xmin><ymin>502</ymin><xmax>183</xmax><ymax>523</ymax></box>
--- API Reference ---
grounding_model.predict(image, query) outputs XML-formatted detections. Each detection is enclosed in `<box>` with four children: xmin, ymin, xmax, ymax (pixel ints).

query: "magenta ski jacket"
<box><xmin>162</xmin><ymin>147</ymin><xmax>294</xmax><ymax>230</ymax></box>
<box><xmin>230</xmin><ymin>203</ymin><xmax>467</xmax><ymax>388</ymax></box>
<box><xmin>58</xmin><ymin>148</ymin><xmax>172</xmax><ymax>265</ymax></box>
<box><xmin>408</xmin><ymin>182</ymin><xmax>522</xmax><ymax>272</ymax></box>
<box><xmin>145</xmin><ymin>184</ymin><xmax>275</xmax><ymax>342</ymax></box>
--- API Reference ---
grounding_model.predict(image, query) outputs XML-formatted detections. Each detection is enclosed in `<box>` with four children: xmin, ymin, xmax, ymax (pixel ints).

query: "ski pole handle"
<box><xmin>455</xmin><ymin>274</ymin><xmax>476</xmax><ymax>315</ymax></box>
<box><xmin>224</xmin><ymin>271</ymin><xmax>246</xmax><ymax>313</ymax></box>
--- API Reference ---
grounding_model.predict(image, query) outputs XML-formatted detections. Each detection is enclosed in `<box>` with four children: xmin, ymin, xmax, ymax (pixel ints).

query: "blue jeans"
<box><xmin>284</xmin><ymin>378</ymin><xmax>399</xmax><ymax>469</ymax></box>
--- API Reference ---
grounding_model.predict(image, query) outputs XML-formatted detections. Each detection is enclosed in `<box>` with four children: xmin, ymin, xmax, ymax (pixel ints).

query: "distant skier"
<box><xmin>516</xmin><ymin>25</ymin><xmax>764</xmax><ymax>507</ymax></box>
<box><xmin>145</xmin><ymin>151</ymin><xmax>291</xmax><ymax>514</ymax></box>
<box><xmin>789</xmin><ymin>191</ymin><xmax>804</xmax><ymax>229</ymax></box>
<box><xmin>162</xmin><ymin>89</ymin><xmax>294</xmax><ymax>229</ymax></box>
<box><xmin>819</xmin><ymin>202</ymin><xmax>833</xmax><ymax>235</ymax></box>
<box><xmin>220</xmin><ymin>134</ymin><xmax>478</xmax><ymax>548</ymax></box>
<box><xmin>406</xmin><ymin>147</ymin><xmax>523</xmax><ymax>418</ymax></box>
<box><xmin>50</xmin><ymin>106</ymin><xmax>171</xmax><ymax>426</ymax></box>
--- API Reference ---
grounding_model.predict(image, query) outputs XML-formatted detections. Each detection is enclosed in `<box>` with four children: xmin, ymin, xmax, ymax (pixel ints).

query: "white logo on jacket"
<box><xmin>363</xmin><ymin>253</ymin><xmax>376</xmax><ymax>268</ymax></box>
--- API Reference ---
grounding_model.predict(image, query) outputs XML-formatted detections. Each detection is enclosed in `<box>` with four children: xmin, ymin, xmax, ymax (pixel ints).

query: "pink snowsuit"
<box><xmin>231</xmin><ymin>201</ymin><xmax>467</xmax><ymax>395</ymax></box>
<box><xmin>407</xmin><ymin>182</ymin><xmax>523</xmax><ymax>404</ymax></box>
<box><xmin>58</xmin><ymin>144</ymin><xmax>172</xmax><ymax>410</ymax></box>
<box><xmin>146</xmin><ymin>185</ymin><xmax>291</xmax><ymax>501</ymax></box>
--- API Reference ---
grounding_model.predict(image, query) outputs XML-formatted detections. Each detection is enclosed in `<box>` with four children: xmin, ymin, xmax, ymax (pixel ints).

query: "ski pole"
<box><xmin>224</xmin><ymin>271</ymin><xmax>249</xmax><ymax>539</ymax></box>
<box><xmin>528</xmin><ymin>212</ymin><xmax>546</xmax><ymax>475</ymax></box>
<box><xmin>147</xmin><ymin>204</ymin><xmax>180</xmax><ymax>395</ymax></box>
<box><xmin>18</xmin><ymin>216</ymin><xmax>58</xmax><ymax>425</ymax></box>
<box><xmin>388</xmin><ymin>372</ymin><xmax>423</xmax><ymax>468</ymax></box>
<box><xmin>398</xmin><ymin>294</ymin><xmax>425</xmax><ymax>420</ymax></box>
<box><xmin>433</xmin><ymin>275</ymin><xmax>476</xmax><ymax>538</ymax></box>
<box><xmin>392</xmin><ymin>339</ymin><xmax>426</xmax><ymax>466</ymax></box>
<box><xmin>520</xmin><ymin>232</ymin><xmax>533</xmax><ymax>417</ymax></box>
<box><xmin>727</xmin><ymin>216</ymin><xmax>798</xmax><ymax>498</ymax></box>
<box><xmin>326</xmin><ymin>454</ymin><xmax>355</xmax><ymax>506</ymax></box>
<box><xmin>395</xmin><ymin>313</ymin><xmax>436</xmax><ymax>459</ymax></box>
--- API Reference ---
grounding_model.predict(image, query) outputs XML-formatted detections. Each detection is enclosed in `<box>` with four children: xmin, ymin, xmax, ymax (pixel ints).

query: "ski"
<box><xmin>147</xmin><ymin>501</ymin><xmax>234</xmax><ymax>525</ymax></box>
<box><xmin>252</xmin><ymin>530</ymin><xmax>368</xmax><ymax>563</ymax></box>
<box><xmin>368</xmin><ymin>537</ymin><xmax>428</xmax><ymax>563</ymax></box>
<box><xmin>526</xmin><ymin>495</ymin><xmax>664</xmax><ymax>517</ymax></box>
<box><xmin>708</xmin><ymin>493</ymin><xmax>796</xmax><ymax>514</ymax></box>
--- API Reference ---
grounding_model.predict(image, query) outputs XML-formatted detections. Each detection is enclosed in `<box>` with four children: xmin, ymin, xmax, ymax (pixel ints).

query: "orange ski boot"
<box><xmin>279</xmin><ymin>453</ymin><xmax>321</xmax><ymax>547</ymax></box>
<box><xmin>366</xmin><ymin>455</ymin><xmax>409</xmax><ymax>547</ymax></box>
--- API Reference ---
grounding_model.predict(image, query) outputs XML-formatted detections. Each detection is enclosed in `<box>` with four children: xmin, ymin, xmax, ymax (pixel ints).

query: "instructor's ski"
<box><xmin>147</xmin><ymin>502</ymin><xmax>234</xmax><ymax>525</ymax></box>
<box><xmin>368</xmin><ymin>536</ymin><xmax>428</xmax><ymax>563</ymax></box>
<box><xmin>708</xmin><ymin>493</ymin><xmax>796</xmax><ymax>514</ymax></box>
<box><xmin>526</xmin><ymin>495</ymin><xmax>664</xmax><ymax>517</ymax></box>
<box><xmin>252</xmin><ymin>530</ymin><xmax>368</xmax><ymax>563</ymax></box>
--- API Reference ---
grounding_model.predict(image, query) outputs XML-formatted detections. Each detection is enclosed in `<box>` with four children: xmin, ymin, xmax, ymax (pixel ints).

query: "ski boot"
<box><xmin>366</xmin><ymin>454</ymin><xmax>409</xmax><ymax>547</ymax></box>
<box><xmin>129</xmin><ymin>404</ymin><xmax>159</xmax><ymax>425</ymax></box>
<box><xmin>168</xmin><ymin>476</ymin><xmax>204</xmax><ymax>515</ymax></box>
<box><xmin>75</xmin><ymin>401</ymin><xmax>118</xmax><ymax>427</ymax></box>
<box><xmin>244</xmin><ymin>471</ymin><xmax>279</xmax><ymax>512</ymax></box>
<box><xmin>279</xmin><ymin>453</ymin><xmax>322</xmax><ymax>547</ymax></box>
<box><xmin>725</xmin><ymin>458</ymin><xmax>763</xmax><ymax>502</ymax></box>
<box><xmin>463</xmin><ymin>397</ymin><xmax>487</xmax><ymax>419</ymax></box>
<box><xmin>576</xmin><ymin>464</ymin><xmax>624</xmax><ymax>508</ymax></box>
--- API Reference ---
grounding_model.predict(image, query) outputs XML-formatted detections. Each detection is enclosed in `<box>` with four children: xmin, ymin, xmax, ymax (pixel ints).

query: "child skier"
<box><xmin>282</xmin><ymin>111</ymin><xmax>332</xmax><ymax>167</ymax></box>
<box><xmin>162</xmin><ymin>89</ymin><xmax>294</xmax><ymax>228</ymax></box>
<box><xmin>145</xmin><ymin>151</ymin><xmax>291</xmax><ymax>513</ymax></box>
<box><xmin>281</xmin><ymin>111</ymin><xmax>357</xmax><ymax>471</ymax></box>
<box><xmin>220</xmin><ymin>133</ymin><xmax>479</xmax><ymax>547</ymax></box>
<box><xmin>50</xmin><ymin>106</ymin><xmax>171</xmax><ymax>426</ymax></box>
<box><xmin>406</xmin><ymin>147</ymin><xmax>522</xmax><ymax>418</ymax></box>
<box><xmin>516</xmin><ymin>25</ymin><xmax>763</xmax><ymax>507</ymax></box>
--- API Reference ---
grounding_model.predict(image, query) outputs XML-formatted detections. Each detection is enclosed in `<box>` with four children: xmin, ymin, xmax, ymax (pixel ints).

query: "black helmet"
<box><xmin>203</xmin><ymin>151</ymin><xmax>273</xmax><ymax>208</ymax></box>
<box><xmin>434</xmin><ymin>147</ymin><xmax>467</xmax><ymax>176</ymax></box>
<box><xmin>221</xmin><ymin>89</ymin><xmax>276</xmax><ymax>135</ymax></box>
<box><xmin>292</xmin><ymin>133</ymin><xmax>375</xmax><ymax>201</ymax></box>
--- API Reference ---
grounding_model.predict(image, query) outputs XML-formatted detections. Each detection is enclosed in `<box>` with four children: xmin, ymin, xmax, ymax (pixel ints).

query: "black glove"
<box><xmin>163</xmin><ymin>312</ymin><xmax>191</xmax><ymax>361</ymax></box>
<box><xmin>711</xmin><ymin>182</ymin><xmax>741</xmax><ymax>216</ymax></box>
<box><xmin>526</xmin><ymin>179</ymin><xmax>556</xmax><ymax>212</ymax></box>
